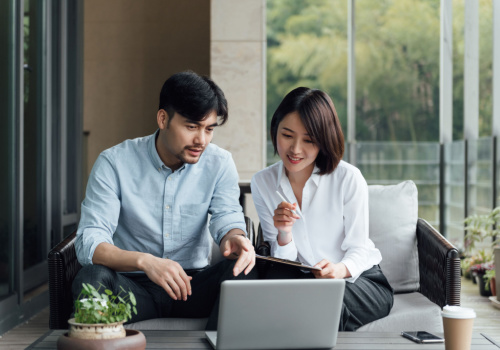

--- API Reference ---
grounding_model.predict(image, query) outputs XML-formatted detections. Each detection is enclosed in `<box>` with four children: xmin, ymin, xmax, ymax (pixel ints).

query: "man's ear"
<box><xmin>157</xmin><ymin>109</ymin><xmax>168</xmax><ymax>129</ymax></box>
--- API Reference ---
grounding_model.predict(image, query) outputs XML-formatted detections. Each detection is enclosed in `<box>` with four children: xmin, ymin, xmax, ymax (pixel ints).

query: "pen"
<box><xmin>275</xmin><ymin>191</ymin><xmax>301</xmax><ymax>218</ymax></box>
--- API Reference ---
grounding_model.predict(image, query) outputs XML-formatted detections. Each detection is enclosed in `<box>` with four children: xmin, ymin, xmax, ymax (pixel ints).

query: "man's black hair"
<box><xmin>159</xmin><ymin>71</ymin><xmax>228</xmax><ymax>125</ymax></box>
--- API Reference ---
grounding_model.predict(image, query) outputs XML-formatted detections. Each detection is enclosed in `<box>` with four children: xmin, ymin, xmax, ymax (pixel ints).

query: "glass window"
<box><xmin>357</xmin><ymin>141</ymin><xmax>440</xmax><ymax>227</ymax></box>
<box><xmin>452</xmin><ymin>0</ymin><xmax>464</xmax><ymax>140</ymax></box>
<box><xmin>453</xmin><ymin>0</ymin><xmax>493</xmax><ymax>139</ymax></box>
<box><xmin>23</xmin><ymin>0</ymin><xmax>46</xmax><ymax>273</ymax></box>
<box><xmin>467</xmin><ymin>138</ymin><xmax>494</xmax><ymax>217</ymax></box>
<box><xmin>355</xmin><ymin>0</ymin><xmax>440</xmax><ymax>142</ymax></box>
<box><xmin>479</xmin><ymin>0</ymin><xmax>493</xmax><ymax>137</ymax></box>
<box><xmin>444</xmin><ymin>140</ymin><xmax>465</xmax><ymax>249</ymax></box>
<box><xmin>0</xmin><ymin>0</ymin><xmax>15</xmax><ymax>300</ymax></box>
<box><xmin>266</xmin><ymin>0</ymin><xmax>348</xmax><ymax>165</ymax></box>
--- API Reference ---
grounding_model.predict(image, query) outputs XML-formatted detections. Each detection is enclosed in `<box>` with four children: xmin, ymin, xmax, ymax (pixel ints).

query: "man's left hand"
<box><xmin>220</xmin><ymin>231</ymin><xmax>255</xmax><ymax>276</ymax></box>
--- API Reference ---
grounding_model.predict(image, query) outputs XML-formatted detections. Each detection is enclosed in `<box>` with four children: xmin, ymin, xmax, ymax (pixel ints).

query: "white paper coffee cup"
<box><xmin>441</xmin><ymin>305</ymin><xmax>476</xmax><ymax>350</ymax></box>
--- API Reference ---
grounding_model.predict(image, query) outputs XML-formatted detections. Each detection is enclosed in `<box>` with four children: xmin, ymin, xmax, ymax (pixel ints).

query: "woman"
<box><xmin>251</xmin><ymin>87</ymin><xmax>393</xmax><ymax>331</ymax></box>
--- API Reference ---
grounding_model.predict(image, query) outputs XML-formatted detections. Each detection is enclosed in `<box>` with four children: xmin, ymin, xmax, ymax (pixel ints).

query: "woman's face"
<box><xmin>276</xmin><ymin>111</ymin><xmax>319</xmax><ymax>178</ymax></box>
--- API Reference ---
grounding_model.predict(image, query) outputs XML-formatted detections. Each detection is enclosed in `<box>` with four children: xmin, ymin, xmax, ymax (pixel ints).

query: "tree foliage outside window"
<box><xmin>267</xmin><ymin>0</ymin><xmax>493</xmax><ymax>148</ymax></box>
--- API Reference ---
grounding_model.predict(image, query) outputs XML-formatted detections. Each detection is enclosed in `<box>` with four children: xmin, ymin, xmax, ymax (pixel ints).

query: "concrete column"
<box><xmin>210</xmin><ymin>0</ymin><xmax>266</xmax><ymax>181</ymax></box>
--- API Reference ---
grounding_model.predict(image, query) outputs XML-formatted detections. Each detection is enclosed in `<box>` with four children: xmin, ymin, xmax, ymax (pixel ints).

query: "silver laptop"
<box><xmin>205</xmin><ymin>279</ymin><xmax>345</xmax><ymax>349</ymax></box>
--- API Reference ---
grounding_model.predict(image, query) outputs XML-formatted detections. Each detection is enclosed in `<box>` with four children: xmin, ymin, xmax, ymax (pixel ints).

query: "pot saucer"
<box><xmin>489</xmin><ymin>296</ymin><xmax>500</xmax><ymax>309</ymax></box>
<box><xmin>57</xmin><ymin>329</ymin><xmax>146</xmax><ymax>350</ymax></box>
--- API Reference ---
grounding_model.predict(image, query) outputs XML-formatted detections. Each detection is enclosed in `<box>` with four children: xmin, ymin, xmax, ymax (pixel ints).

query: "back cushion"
<box><xmin>369</xmin><ymin>180</ymin><xmax>419</xmax><ymax>293</ymax></box>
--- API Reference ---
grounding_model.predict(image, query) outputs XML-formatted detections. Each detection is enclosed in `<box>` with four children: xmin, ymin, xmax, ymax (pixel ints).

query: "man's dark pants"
<box><xmin>72</xmin><ymin>259</ymin><xmax>258</xmax><ymax>330</ymax></box>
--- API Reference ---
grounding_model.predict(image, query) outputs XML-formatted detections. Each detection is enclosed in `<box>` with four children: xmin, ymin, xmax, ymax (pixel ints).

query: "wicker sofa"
<box><xmin>48</xmin><ymin>181</ymin><xmax>460</xmax><ymax>332</ymax></box>
<box><xmin>48</xmin><ymin>217</ymin><xmax>255</xmax><ymax>330</ymax></box>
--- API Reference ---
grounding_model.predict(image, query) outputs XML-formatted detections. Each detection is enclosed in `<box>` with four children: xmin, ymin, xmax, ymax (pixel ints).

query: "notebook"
<box><xmin>255</xmin><ymin>254</ymin><xmax>321</xmax><ymax>271</ymax></box>
<box><xmin>205</xmin><ymin>279</ymin><xmax>345</xmax><ymax>350</ymax></box>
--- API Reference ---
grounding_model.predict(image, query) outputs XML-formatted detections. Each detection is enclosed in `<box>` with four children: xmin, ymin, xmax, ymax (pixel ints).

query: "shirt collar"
<box><xmin>276</xmin><ymin>161</ymin><xmax>321</xmax><ymax>188</ymax></box>
<box><xmin>148</xmin><ymin>129</ymin><xmax>186</xmax><ymax>173</ymax></box>
<box><xmin>148</xmin><ymin>130</ymin><xmax>164</xmax><ymax>171</ymax></box>
<box><xmin>309</xmin><ymin>166</ymin><xmax>321</xmax><ymax>186</ymax></box>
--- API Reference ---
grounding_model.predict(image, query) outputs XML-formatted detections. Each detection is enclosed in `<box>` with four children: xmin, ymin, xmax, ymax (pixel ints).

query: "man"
<box><xmin>73</xmin><ymin>71</ymin><xmax>256</xmax><ymax>330</ymax></box>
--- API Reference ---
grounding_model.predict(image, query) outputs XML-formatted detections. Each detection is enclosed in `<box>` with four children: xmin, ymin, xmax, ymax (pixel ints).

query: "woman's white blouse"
<box><xmin>251</xmin><ymin>160</ymin><xmax>382</xmax><ymax>282</ymax></box>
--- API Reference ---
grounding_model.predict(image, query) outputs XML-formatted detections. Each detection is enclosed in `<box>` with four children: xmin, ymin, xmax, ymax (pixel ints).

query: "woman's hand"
<box><xmin>273</xmin><ymin>201</ymin><xmax>300</xmax><ymax>246</ymax></box>
<box><xmin>312</xmin><ymin>259</ymin><xmax>351</xmax><ymax>279</ymax></box>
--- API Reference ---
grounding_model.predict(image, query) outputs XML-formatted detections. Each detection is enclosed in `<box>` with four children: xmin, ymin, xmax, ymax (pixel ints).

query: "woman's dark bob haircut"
<box><xmin>270</xmin><ymin>87</ymin><xmax>344</xmax><ymax>175</ymax></box>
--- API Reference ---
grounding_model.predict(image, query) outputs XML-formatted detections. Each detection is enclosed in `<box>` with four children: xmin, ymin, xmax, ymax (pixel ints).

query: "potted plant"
<box><xmin>57</xmin><ymin>283</ymin><xmax>146</xmax><ymax>350</ymax></box>
<box><xmin>464</xmin><ymin>208</ymin><xmax>499</xmax><ymax>292</ymax></box>
<box><xmin>470</xmin><ymin>262</ymin><xmax>494</xmax><ymax>297</ymax></box>
<box><xmin>70</xmin><ymin>283</ymin><xmax>137</xmax><ymax>339</ymax></box>
<box><xmin>484</xmin><ymin>268</ymin><xmax>496</xmax><ymax>297</ymax></box>
<box><xmin>461</xmin><ymin>250</ymin><xmax>490</xmax><ymax>284</ymax></box>
<box><xmin>464</xmin><ymin>209</ymin><xmax>499</xmax><ymax>253</ymax></box>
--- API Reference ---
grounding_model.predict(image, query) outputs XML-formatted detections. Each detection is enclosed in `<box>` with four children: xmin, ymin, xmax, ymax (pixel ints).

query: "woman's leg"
<box><xmin>339</xmin><ymin>265</ymin><xmax>394</xmax><ymax>331</ymax></box>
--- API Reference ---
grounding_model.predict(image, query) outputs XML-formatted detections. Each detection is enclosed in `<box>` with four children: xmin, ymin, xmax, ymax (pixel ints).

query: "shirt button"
<box><xmin>165</xmin><ymin>205</ymin><xmax>170</xmax><ymax>209</ymax></box>
<box><xmin>165</xmin><ymin>233</ymin><xmax>170</xmax><ymax>238</ymax></box>
<box><xmin>167</xmin><ymin>177</ymin><xmax>172</xmax><ymax>181</ymax></box>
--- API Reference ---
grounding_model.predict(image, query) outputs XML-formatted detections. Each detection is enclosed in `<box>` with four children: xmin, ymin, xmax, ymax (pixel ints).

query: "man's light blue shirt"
<box><xmin>75</xmin><ymin>131</ymin><xmax>246</xmax><ymax>269</ymax></box>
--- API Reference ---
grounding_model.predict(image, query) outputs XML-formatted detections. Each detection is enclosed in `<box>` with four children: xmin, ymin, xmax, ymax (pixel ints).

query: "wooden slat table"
<box><xmin>27</xmin><ymin>330</ymin><xmax>498</xmax><ymax>349</ymax></box>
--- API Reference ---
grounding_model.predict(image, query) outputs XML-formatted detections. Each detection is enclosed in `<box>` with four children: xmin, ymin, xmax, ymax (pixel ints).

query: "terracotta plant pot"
<box><xmin>57</xmin><ymin>329</ymin><xmax>146</xmax><ymax>350</ymax></box>
<box><xmin>68</xmin><ymin>318</ymin><xmax>126</xmax><ymax>340</ymax></box>
<box><xmin>491</xmin><ymin>277</ymin><xmax>496</xmax><ymax>297</ymax></box>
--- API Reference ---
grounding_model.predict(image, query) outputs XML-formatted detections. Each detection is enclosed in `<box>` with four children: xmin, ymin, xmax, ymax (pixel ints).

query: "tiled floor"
<box><xmin>1</xmin><ymin>277</ymin><xmax>499</xmax><ymax>350</ymax></box>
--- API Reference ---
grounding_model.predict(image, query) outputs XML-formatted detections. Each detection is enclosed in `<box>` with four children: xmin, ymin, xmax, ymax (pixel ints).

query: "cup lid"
<box><xmin>441</xmin><ymin>305</ymin><xmax>476</xmax><ymax>319</ymax></box>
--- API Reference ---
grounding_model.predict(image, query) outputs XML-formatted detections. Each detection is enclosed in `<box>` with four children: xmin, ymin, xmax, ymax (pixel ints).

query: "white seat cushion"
<box><xmin>357</xmin><ymin>293</ymin><xmax>443</xmax><ymax>332</ymax></box>
<box><xmin>368</xmin><ymin>181</ymin><xmax>420</xmax><ymax>293</ymax></box>
<box><xmin>126</xmin><ymin>293</ymin><xmax>444</xmax><ymax>333</ymax></box>
<box><xmin>125</xmin><ymin>317</ymin><xmax>208</xmax><ymax>331</ymax></box>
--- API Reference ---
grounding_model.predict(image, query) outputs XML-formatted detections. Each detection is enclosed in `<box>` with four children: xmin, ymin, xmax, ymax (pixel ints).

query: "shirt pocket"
<box><xmin>180</xmin><ymin>202</ymin><xmax>209</xmax><ymax>241</ymax></box>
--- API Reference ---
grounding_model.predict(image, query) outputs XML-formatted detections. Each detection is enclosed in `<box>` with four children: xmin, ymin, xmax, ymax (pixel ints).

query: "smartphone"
<box><xmin>401</xmin><ymin>331</ymin><xmax>444</xmax><ymax>343</ymax></box>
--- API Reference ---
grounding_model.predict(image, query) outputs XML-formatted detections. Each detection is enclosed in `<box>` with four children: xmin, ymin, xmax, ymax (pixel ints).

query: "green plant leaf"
<box><xmin>74</xmin><ymin>283</ymin><xmax>137</xmax><ymax>324</ymax></box>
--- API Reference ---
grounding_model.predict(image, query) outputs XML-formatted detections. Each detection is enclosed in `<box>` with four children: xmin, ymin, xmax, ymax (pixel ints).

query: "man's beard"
<box><xmin>175</xmin><ymin>145</ymin><xmax>205</xmax><ymax>164</ymax></box>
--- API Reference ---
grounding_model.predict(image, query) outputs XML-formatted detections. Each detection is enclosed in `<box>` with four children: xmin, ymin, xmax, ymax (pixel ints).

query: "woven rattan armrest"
<box><xmin>48</xmin><ymin>231</ymin><xmax>81</xmax><ymax>330</ymax></box>
<box><xmin>416</xmin><ymin>218</ymin><xmax>460</xmax><ymax>308</ymax></box>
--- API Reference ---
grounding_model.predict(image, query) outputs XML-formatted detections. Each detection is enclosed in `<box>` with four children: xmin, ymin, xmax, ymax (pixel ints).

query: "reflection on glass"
<box><xmin>23</xmin><ymin>0</ymin><xmax>44</xmax><ymax>271</ymax></box>
<box><xmin>444</xmin><ymin>140</ymin><xmax>465</xmax><ymax>250</ymax></box>
<box><xmin>466</xmin><ymin>138</ymin><xmax>494</xmax><ymax>252</ymax></box>
<box><xmin>0</xmin><ymin>0</ymin><xmax>13</xmax><ymax>299</ymax></box>
<box><xmin>467</xmin><ymin>138</ymin><xmax>494</xmax><ymax>216</ymax></box>
<box><xmin>266</xmin><ymin>0</ymin><xmax>348</xmax><ymax>166</ymax></box>
<box><xmin>357</xmin><ymin>141</ymin><xmax>440</xmax><ymax>227</ymax></box>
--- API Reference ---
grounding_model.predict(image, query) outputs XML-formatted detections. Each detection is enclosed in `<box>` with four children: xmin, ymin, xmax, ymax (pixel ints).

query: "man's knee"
<box><xmin>72</xmin><ymin>265</ymin><xmax>117</xmax><ymax>297</ymax></box>
<box><xmin>217</xmin><ymin>259</ymin><xmax>258</xmax><ymax>280</ymax></box>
